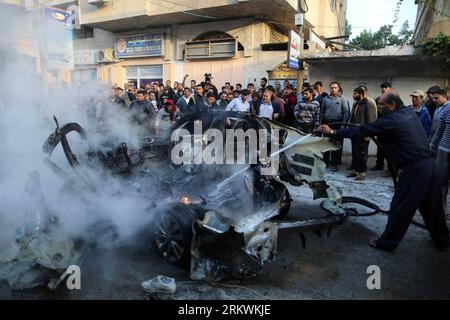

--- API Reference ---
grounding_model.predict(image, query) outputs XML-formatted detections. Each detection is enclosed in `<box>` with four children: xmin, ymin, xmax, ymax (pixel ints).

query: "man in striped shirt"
<box><xmin>430</xmin><ymin>89</ymin><xmax>450</xmax><ymax>219</ymax></box>
<box><xmin>294</xmin><ymin>87</ymin><xmax>320</xmax><ymax>133</ymax></box>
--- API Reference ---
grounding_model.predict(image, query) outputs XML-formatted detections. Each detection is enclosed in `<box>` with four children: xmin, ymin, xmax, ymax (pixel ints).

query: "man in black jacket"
<box><xmin>319</xmin><ymin>93</ymin><xmax>449</xmax><ymax>252</ymax></box>
<box><xmin>131</xmin><ymin>90</ymin><xmax>156</xmax><ymax>126</ymax></box>
<box><xmin>176</xmin><ymin>87</ymin><xmax>195</xmax><ymax>115</ymax></box>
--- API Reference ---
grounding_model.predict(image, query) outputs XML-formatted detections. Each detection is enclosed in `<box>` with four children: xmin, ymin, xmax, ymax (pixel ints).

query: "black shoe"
<box><xmin>371</xmin><ymin>165</ymin><xmax>384</xmax><ymax>171</ymax></box>
<box><xmin>347</xmin><ymin>166</ymin><xmax>355</xmax><ymax>170</ymax></box>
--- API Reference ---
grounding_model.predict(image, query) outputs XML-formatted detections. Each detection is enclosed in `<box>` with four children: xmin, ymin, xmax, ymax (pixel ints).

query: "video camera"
<box><xmin>204</xmin><ymin>73</ymin><xmax>212</xmax><ymax>84</ymax></box>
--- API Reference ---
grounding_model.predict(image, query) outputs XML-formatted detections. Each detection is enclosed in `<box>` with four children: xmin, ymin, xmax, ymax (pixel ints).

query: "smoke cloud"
<box><xmin>0</xmin><ymin>4</ymin><xmax>159</xmax><ymax>257</ymax></box>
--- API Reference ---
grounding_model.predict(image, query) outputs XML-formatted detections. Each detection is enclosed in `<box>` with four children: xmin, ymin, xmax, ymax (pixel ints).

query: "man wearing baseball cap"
<box><xmin>407</xmin><ymin>90</ymin><xmax>431</xmax><ymax>137</ymax></box>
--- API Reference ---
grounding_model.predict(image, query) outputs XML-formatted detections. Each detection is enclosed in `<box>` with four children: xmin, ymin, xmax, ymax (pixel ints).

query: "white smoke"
<box><xmin>0</xmin><ymin>4</ymin><xmax>158</xmax><ymax>252</ymax></box>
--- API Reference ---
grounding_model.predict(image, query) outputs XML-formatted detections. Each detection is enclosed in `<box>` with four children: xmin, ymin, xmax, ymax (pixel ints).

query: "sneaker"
<box><xmin>371</xmin><ymin>165</ymin><xmax>384</xmax><ymax>171</ymax></box>
<box><xmin>331</xmin><ymin>165</ymin><xmax>338</xmax><ymax>172</ymax></box>
<box><xmin>346</xmin><ymin>172</ymin><xmax>357</xmax><ymax>178</ymax></box>
<box><xmin>355</xmin><ymin>174</ymin><xmax>366</xmax><ymax>181</ymax></box>
<box><xmin>141</xmin><ymin>275</ymin><xmax>176</xmax><ymax>294</ymax></box>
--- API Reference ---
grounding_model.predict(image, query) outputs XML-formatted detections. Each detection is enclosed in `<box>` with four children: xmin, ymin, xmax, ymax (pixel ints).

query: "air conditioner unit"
<box><xmin>97</xmin><ymin>48</ymin><xmax>115</xmax><ymax>63</ymax></box>
<box><xmin>88</xmin><ymin>0</ymin><xmax>110</xmax><ymax>7</ymax></box>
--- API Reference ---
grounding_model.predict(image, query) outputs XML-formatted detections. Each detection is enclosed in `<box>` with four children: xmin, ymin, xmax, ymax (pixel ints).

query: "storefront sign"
<box><xmin>115</xmin><ymin>34</ymin><xmax>163</xmax><ymax>58</ymax></box>
<box><xmin>74</xmin><ymin>50</ymin><xmax>97</xmax><ymax>65</ymax></box>
<box><xmin>287</xmin><ymin>29</ymin><xmax>301</xmax><ymax>70</ymax></box>
<box><xmin>44</xmin><ymin>7</ymin><xmax>74</xmax><ymax>70</ymax></box>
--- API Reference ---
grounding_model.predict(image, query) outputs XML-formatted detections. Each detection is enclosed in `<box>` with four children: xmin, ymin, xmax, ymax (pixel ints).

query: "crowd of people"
<box><xmin>110</xmin><ymin>78</ymin><xmax>450</xmax><ymax>180</ymax></box>
<box><xmin>111</xmin><ymin>79</ymin><xmax>443</xmax><ymax>174</ymax></box>
<box><xmin>108</xmin><ymin>76</ymin><xmax>450</xmax><ymax>251</ymax></box>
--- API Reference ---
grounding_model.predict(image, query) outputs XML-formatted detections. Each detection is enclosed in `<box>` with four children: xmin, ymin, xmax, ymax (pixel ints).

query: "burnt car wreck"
<box><xmin>0</xmin><ymin>111</ymin><xmax>390</xmax><ymax>289</ymax></box>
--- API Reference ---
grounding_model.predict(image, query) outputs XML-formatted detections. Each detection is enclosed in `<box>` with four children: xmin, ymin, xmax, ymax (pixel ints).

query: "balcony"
<box><xmin>78</xmin><ymin>0</ymin><xmax>298</xmax><ymax>32</ymax></box>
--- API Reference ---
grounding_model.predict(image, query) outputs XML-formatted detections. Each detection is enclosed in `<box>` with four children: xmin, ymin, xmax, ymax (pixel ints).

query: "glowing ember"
<box><xmin>180</xmin><ymin>195</ymin><xmax>190</xmax><ymax>205</ymax></box>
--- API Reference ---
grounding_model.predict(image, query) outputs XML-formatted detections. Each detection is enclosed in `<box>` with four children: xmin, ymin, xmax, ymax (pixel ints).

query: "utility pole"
<box><xmin>295</xmin><ymin>0</ymin><xmax>306</xmax><ymax>91</ymax></box>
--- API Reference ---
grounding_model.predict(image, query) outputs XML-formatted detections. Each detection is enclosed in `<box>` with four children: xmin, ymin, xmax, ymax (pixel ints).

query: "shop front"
<box><xmin>268</xmin><ymin>61</ymin><xmax>299</xmax><ymax>89</ymax></box>
<box><xmin>115</xmin><ymin>33</ymin><xmax>166</xmax><ymax>89</ymax></box>
<box><xmin>124</xmin><ymin>65</ymin><xmax>163</xmax><ymax>89</ymax></box>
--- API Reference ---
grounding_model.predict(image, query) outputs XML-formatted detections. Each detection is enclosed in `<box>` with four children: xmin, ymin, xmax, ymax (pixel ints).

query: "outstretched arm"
<box><xmin>318</xmin><ymin>116</ymin><xmax>390</xmax><ymax>139</ymax></box>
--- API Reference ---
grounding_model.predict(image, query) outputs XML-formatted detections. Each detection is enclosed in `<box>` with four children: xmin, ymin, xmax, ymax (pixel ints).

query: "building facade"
<box><xmin>411</xmin><ymin>0</ymin><xmax>450</xmax><ymax>45</ymax></box>
<box><xmin>52</xmin><ymin>0</ymin><xmax>347</xmax><ymax>88</ymax></box>
<box><xmin>0</xmin><ymin>0</ymin><xmax>348</xmax><ymax>88</ymax></box>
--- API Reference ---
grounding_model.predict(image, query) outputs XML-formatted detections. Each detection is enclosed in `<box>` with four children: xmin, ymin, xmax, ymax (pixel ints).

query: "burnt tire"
<box><xmin>153</xmin><ymin>204</ymin><xmax>202</xmax><ymax>268</ymax></box>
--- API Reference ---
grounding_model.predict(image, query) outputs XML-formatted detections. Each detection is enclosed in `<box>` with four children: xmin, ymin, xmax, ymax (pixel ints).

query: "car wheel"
<box><xmin>153</xmin><ymin>204</ymin><xmax>201</xmax><ymax>268</ymax></box>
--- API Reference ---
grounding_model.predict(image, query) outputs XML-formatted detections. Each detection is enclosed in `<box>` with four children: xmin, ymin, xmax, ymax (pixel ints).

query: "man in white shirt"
<box><xmin>148</xmin><ymin>91</ymin><xmax>160</xmax><ymax>113</ymax></box>
<box><xmin>226</xmin><ymin>89</ymin><xmax>250</xmax><ymax>112</ymax></box>
<box><xmin>255</xmin><ymin>90</ymin><xmax>280</xmax><ymax>120</ymax></box>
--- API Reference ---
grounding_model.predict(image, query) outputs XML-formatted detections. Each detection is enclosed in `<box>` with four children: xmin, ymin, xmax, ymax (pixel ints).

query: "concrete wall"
<box><xmin>174</xmin><ymin>20</ymin><xmax>288</xmax><ymax>86</ymax></box>
<box><xmin>78</xmin><ymin>0</ymin><xmax>297</xmax><ymax>26</ymax></box>
<box><xmin>73</xmin><ymin>28</ymin><xmax>115</xmax><ymax>50</ymax></box>
<box><xmin>412</xmin><ymin>0</ymin><xmax>450</xmax><ymax>45</ymax></box>
<box><xmin>304</xmin><ymin>0</ymin><xmax>347</xmax><ymax>38</ymax></box>
<box><xmin>73</xmin><ymin>19</ymin><xmax>290</xmax><ymax>87</ymax></box>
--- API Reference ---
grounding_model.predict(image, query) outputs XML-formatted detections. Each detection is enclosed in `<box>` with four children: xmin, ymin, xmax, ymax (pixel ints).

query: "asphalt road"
<box><xmin>1</xmin><ymin>157</ymin><xmax>450</xmax><ymax>300</ymax></box>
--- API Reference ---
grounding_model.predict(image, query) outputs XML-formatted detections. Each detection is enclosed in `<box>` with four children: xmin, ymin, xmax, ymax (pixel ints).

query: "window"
<box><xmin>73</xmin><ymin>68</ymin><xmax>97</xmax><ymax>83</ymax></box>
<box><xmin>185</xmin><ymin>31</ymin><xmax>241</xmax><ymax>59</ymax></box>
<box><xmin>185</xmin><ymin>39</ymin><xmax>237</xmax><ymax>59</ymax></box>
<box><xmin>72</xmin><ymin>26</ymin><xmax>94</xmax><ymax>40</ymax></box>
<box><xmin>125</xmin><ymin>65</ymin><xmax>163</xmax><ymax>89</ymax></box>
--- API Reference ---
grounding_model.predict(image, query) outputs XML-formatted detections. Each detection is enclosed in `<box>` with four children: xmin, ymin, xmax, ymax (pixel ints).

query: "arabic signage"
<box><xmin>44</xmin><ymin>7</ymin><xmax>74</xmax><ymax>70</ymax></box>
<box><xmin>115</xmin><ymin>34</ymin><xmax>163</xmax><ymax>58</ymax></box>
<box><xmin>287</xmin><ymin>29</ymin><xmax>301</xmax><ymax>70</ymax></box>
<box><xmin>74</xmin><ymin>50</ymin><xmax>97</xmax><ymax>65</ymax></box>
